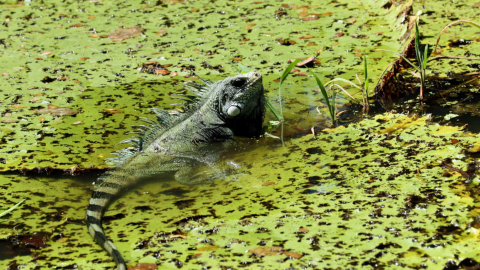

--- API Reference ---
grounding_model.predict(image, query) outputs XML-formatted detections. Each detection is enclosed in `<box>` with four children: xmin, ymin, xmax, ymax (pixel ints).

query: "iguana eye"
<box><xmin>231</xmin><ymin>78</ymin><xmax>246</xmax><ymax>88</ymax></box>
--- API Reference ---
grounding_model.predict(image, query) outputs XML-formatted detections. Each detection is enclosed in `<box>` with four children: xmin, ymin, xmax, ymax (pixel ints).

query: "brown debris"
<box><xmin>288</xmin><ymin>56</ymin><xmax>316</xmax><ymax>67</ymax></box>
<box><xmin>34</xmin><ymin>107</ymin><xmax>78</xmax><ymax>116</ymax></box>
<box><xmin>262</xmin><ymin>182</ymin><xmax>276</xmax><ymax>186</ymax></box>
<box><xmin>69</xmin><ymin>24</ymin><xmax>86</xmax><ymax>28</ymax></box>
<box><xmin>104</xmin><ymin>109</ymin><xmax>124</xmax><ymax>114</ymax></box>
<box><xmin>275</xmin><ymin>38</ymin><xmax>296</xmax><ymax>46</ymax></box>
<box><xmin>333</xmin><ymin>31</ymin><xmax>343</xmax><ymax>38</ymax></box>
<box><xmin>300</xmin><ymin>15</ymin><xmax>319</xmax><ymax>21</ymax></box>
<box><xmin>127</xmin><ymin>263</ymin><xmax>158</xmax><ymax>270</ymax></box>
<box><xmin>138</xmin><ymin>62</ymin><xmax>171</xmax><ymax>75</ymax></box>
<box><xmin>169</xmin><ymin>235</ymin><xmax>187</xmax><ymax>239</ymax></box>
<box><xmin>108</xmin><ymin>26</ymin><xmax>144</xmax><ymax>42</ymax></box>
<box><xmin>299</xmin><ymin>35</ymin><xmax>314</xmax><ymax>40</ymax></box>
<box><xmin>156</xmin><ymin>29</ymin><xmax>167</xmax><ymax>36</ymax></box>
<box><xmin>1</xmin><ymin>118</ymin><xmax>19</xmax><ymax>123</ymax></box>
<box><xmin>249</xmin><ymin>246</ymin><xmax>303</xmax><ymax>259</ymax></box>
<box><xmin>299</xmin><ymin>227</ymin><xmax>309</xmax><ymax>233</ymax></box>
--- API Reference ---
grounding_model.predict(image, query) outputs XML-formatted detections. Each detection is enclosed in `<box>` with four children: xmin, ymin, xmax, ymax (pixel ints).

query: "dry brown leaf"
<box><xmin>69</xmin><ymin>24</ymin><xmax>86</xmax><ymax>28</ymax></box>
<box><xmin>155</xmin><ymin>69</ymin><xmax>170</xmax><ymax>75</ymax></box>
<box><xmin>249</xmin><ymin>246</ymin><xmax>284</xmax><ymax>256</ymax></box>
<box><xmin>109</xmin><ymin>26</ymin><xmax>144</xmax><ymax>41</ymax></box>
<box><xmin>262</xmin><ymin>182</ymin><xmax>276</xmax><ymax>186</ymax></box>
<box><xmin>170</xmin><ymin>235</ymin><xmax>187</xmax><ymax>239</ymax></box>
<box><xmin>35</xmin><ymin>107</ymin><xmax>78</xmax><ymax>116</ymax></box>
<box><xmin>298</xmin><ymin>7</ymin><xmax>308</xmax><ymax>17</ymax></box>
<box><xmin>333</xmin><ymin>31</ymin><xmax>343</xmax><ymax>38</ymax></box>
<box><xmin>300</xmin><ymin>16</ymin><xmax>319</xmax><ymax>21</ymax></box>
<box><xmin>104</xmin><ymin>109</ymin><xmax>124</xmax><ymax>114</ymax></box>
<box><xmin>156</xmin><ymin>29</ymin><xmax>167</xmax><ymax>36</ymax></box>
<box><xmin>294</xmin><ymin>57</ymin><xmax>316</xmax><ymax>67</ymax></box>
<box><xmin>127</xmin><ymin>263</ymin><xmax>158</xmax><ymax>270</ymax></box>
<box><xmin>299</xmin><ymin>35</ymin><xmax>314</xmax><ymax>40</ymax></box>
<box><xmin>284</xmin><ymin>252</ymin><xmax>303</xmax><ymax>259</ymax></box>
<box><xmin>1</xmin><ymin>118</ymin><xmax>19</xmax><ymax>123</ymax></box>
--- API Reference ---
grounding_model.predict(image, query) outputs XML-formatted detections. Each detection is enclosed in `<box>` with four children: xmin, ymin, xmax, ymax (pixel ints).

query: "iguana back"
<box><xmin>86</xmin><ymin>72</ymin><xmax>265</xmax><ymax>270</ymax></box>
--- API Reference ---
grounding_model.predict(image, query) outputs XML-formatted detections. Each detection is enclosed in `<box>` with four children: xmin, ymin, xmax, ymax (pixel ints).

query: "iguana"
<box><xmin>86</xmin><ymin>71</ymin><xmax>265</xmax><ymax>270</ymax></box>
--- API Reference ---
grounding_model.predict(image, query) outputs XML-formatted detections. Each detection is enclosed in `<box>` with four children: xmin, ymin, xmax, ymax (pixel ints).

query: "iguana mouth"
<box><xmin>245</xmin><ymin>72</ymin><xmax>262</xmax><ymax>90</ymax></box>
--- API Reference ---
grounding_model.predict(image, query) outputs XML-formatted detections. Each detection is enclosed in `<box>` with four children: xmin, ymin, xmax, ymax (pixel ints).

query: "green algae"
<box><xmin>1</xmin><ymin>0</ymin><xmax>480</xmax><ymax>269</ymax></box>
<box><xmin>0</xmin><ymin>0</ymin><xmax>415</xmax><ymax>171</ymax></box>
<box><xmin>1</xmin><ymin>113</ymin><xmax>480</xmax><ymax>268</ymax></box>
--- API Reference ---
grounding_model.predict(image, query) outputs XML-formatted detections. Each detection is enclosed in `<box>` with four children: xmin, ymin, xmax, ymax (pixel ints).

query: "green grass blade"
<box><xmin>265</xmin><ymin>100</ymin><xmax>282</xmax><ymax>121</ymax></box>
<box><xmin>277</xmin><ymin>59</ymin><xmax>301</xmax><ymax>146</ymax></box>
<box><xmin>280</xmin><ymin>60</ymin><xmax>302</xmax><ymax>84</ymax></box>
<box><xmin>230</xmin><ymin>63</ymin><xmax>242</xmax><ymax>73</ymax></box>
<box><xmin>278</xmin><ymin>59</ymin><xmax>301</xmax><ymax>120</ymax></box>
<box><xmin>363</xmin><ymin>55</ymin><xmax>369</xmax><ymax>100</ymax></box>
<box><xmin>423</xmin><ymin>44</ymin><xmax>429</xmax><ymax>69</ymax></box>
<box><xmin>331</xmin><ymin>85</ymin><xmax>336</xmax><ymax>125</ymax></box>
<box><xmin>237</xmin><ymin>63</ymin><xmax>254</xmax><ymax>73</ymax></box>
<box><xmin>325</xmin><ymin>78</ymin><xmax>363</xmax><ymax>90</ymax></box>
<box><xmin>308</xmin><ymin>68</ymin><xmax>335</xmax><ymax>122</ymax></box>
<box><xmin>0</xmin><ymin>199</ymin><xmax>25</xmax><ymax>218</ymax></box>
<box><xmin>415</xmin><ymin>22</ymin><xmax>424</xmax><ymax>69</ymax></box>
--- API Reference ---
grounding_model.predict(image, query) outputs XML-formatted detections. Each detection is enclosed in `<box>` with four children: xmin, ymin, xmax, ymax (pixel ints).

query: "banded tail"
<box><xmin>86</xmin><ymin>173</ymin><xmax>129</xmax><ymax>270</ymax></box>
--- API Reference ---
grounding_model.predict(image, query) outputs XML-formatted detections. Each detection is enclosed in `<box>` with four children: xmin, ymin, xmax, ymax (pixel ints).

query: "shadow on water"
<box><xmin>374</xmin><ymin>75</ymin><xmax>480</xmax><ymax>131</ymax></box>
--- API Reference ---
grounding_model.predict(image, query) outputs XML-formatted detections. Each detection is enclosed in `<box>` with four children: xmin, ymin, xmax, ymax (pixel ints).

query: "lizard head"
<box><xmin>216</xmin><ymin>71</ymin><xmax>265</xmax><ymax>137</ymax></box>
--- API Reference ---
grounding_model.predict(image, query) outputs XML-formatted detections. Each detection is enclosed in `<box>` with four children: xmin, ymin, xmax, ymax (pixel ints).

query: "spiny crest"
<box><xmin>106</xmin><ymin>76</ymin><xmax>213</xmax><ymax>166</ymax></box>
<box><xmin>173</xmin><ymin>76</ymin><xmax>212</xmax><ymax>107</ymax></box>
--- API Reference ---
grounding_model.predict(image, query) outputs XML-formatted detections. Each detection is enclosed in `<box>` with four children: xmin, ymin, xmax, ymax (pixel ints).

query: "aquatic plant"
<box><xmin>324</xmin><ymin>55</ymin><xmax>370</xmax><ymax>113</ymax></box>
<box><xmin>308</xmin><ymin>68</ymin><xmax>336</xmax><ymax>126</ymax></box>
<box><xmin>376</xmin><ymin>18</ymin><xmax>480</xmax><ymax>102</ymax></box>
<box><xmin>375</xmin><ymin>22</ymin><xmax>429</xmax><ymax>100</ymax></box>
<box><xmin>276</xmin><ymin>59</ymin><xmax>301</xmax><ymax>145</ymax></box>
<box><xmin>0</xmin><ymin>199</ymin><xmax>25</xmax><ymax>222</ymax></box>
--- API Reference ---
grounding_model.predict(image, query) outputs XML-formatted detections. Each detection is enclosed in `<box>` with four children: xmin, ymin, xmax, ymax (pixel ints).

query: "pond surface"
<box><xmin>1</xmin><ymin>0</ymin><xmax>480</xmax><ymax>269</ymax></box>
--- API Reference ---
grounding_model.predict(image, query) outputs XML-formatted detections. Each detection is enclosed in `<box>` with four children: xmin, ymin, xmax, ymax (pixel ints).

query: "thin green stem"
<box><xmin>0</xmin><ymin>199</ymin><xmax>25</xmax><ymax>218</ymax></box>
<box><xmin>278</xmin><ymin>59</ymin><xmax>301</xmax><ymax>146</ymax></box>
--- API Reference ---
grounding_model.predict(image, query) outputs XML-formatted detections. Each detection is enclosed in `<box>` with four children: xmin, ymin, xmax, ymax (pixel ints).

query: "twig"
<box><xmin>434</xmin><ymin>19</ymin><xmax>480</xmax><ymax>53</ymax></box>
<box><xmin>427</xmin><ymin>55</ymin><xmax>480</xmax><ymax>62</ymax></box>
<box><xmin>442</xmin><ymin>161</ymin><xmax>471</xmax><ymax>180</ymax></box>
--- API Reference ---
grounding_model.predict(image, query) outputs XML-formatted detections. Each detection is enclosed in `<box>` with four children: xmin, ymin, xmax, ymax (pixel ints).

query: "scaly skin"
<box><xmin>86</xmin><ymin>72</ymin><xmax>265</xmax><ymax>270</ymax></box>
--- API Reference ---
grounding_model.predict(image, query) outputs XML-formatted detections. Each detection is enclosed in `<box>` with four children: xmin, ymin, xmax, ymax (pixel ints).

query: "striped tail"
<box><xmin>86</xmin><ymin>175</ymin><xmax>128</xmax><ymax>270</ymax></box>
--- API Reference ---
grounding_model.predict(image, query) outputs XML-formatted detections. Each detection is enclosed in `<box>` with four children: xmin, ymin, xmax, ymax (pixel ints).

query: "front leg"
<box><xmin>174</xmin><ymin>159</ymin><xmax>240</xmax><ymax>185</ymax></box>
